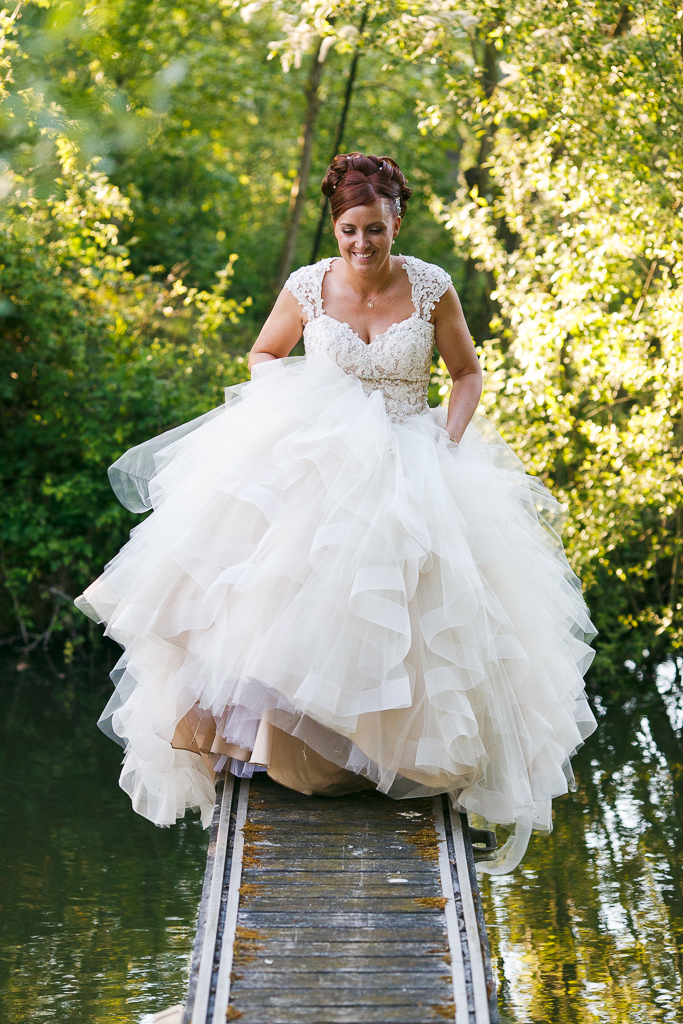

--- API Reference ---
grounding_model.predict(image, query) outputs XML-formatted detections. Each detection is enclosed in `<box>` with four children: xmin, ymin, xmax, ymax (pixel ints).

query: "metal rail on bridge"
<box><xmin>156</xmin><ymin>774</ymin><xmax>498</xmax><ymax>1024</ymax></box>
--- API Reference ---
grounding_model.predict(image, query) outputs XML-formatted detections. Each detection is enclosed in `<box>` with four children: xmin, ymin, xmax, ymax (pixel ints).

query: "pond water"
<box><xmin>484</xmin><ymin>664</ymin><xmax>683</xmax><ymax>1024</ymax></box>
<box><xmin>1</xmin><ymin>652</ymin><xmax>682</xmax><ymax>1023</ymax></box>
<box><xmin>0</xmin><ymin>653</ymin><xmax>208</xmax><ymax>1024</ymax></box>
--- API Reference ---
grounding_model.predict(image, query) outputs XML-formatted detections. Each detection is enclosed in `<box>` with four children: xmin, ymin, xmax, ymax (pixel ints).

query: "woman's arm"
<box><xmin>248</xmin><ymin>288</ymin><xmax>306</xmax><ymax>371</ymax></box>
<box><xmin>433</xmin><ymin>285</ymin><xmax>482</xmax><ymax>443</ymax></box>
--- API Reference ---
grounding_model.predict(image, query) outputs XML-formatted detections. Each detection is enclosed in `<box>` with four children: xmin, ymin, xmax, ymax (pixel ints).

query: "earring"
<box><xmin>391</xmin><ymin>239</ymin><xmax>396</xmax><ymax>245</ymax></box>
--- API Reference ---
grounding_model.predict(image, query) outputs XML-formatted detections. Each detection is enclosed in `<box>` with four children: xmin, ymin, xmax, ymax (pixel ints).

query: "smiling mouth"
<box><xmin>352</xmin><ymin>252</ymin><xmax>374</xmax><ymax>260</ymax></box>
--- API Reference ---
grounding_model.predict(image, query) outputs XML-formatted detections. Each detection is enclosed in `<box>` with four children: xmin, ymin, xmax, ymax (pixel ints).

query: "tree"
<box><xmin>0</xmin><ymin>123</ymin><xmax>250</xmax><ymax>649</ymax></box>
<box><xmin>273</xmin><ymin>37</ymin><xmax>325</xmax><ymax>292</ymax></box>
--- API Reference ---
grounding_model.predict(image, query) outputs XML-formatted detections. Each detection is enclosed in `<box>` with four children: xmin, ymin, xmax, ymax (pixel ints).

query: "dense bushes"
<box><xmin>0</xmin><ymin>140</ymin><xmax>250</xmax><ymax>652</ymax></box>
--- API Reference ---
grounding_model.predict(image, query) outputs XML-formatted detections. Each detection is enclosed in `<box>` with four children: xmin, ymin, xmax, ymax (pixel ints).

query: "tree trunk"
<box><xmin>274</xmin><ymin>39</ymin><xmax>324</xmax><ymax>293</ymax></box>
<box><xmin>310</xmin><ymin>10</ymin><xmax>368</xmax><ymax>265</ymax></box>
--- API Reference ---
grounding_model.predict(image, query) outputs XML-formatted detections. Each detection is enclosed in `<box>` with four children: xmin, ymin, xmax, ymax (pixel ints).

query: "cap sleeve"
<box><xmin>401</xmin><ymin>256</ymin><xmax>452</xmax><ymax>320</ymax></box>
<box><xmin>284</xmin><ymin>260</ymin><xmax>331</xmax><ymax>322</ymax></box>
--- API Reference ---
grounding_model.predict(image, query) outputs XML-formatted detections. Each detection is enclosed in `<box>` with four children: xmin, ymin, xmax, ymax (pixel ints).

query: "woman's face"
<box><xmin>333</xmin><ymin>199</ymin><xmax>400</xmax><ymax>275</ymax></box>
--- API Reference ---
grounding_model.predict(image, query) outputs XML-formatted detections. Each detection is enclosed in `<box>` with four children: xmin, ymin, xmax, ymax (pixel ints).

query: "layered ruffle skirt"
<box><xmin>77</xmin><ymin>356</ymin><xmax>596</xmax><ymax>873</ymax></box>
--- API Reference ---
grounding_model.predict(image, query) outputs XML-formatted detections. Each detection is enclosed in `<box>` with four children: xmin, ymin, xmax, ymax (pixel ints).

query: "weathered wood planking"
<box><xmin>173</xmin><ymin>774</ymin><xmax>498</xmax><ymax>1024</ymax></box>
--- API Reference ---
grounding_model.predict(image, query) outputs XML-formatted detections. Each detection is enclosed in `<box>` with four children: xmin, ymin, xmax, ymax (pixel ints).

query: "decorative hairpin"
<box><xmin>394</xmin><ymin>197</ymin><xmax>401</xmax><ymax>215</ymax></box>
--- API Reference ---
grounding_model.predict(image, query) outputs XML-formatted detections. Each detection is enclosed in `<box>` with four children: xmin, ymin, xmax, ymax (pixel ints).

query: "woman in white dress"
<box><xmin>76</xmin><ymin>153</ymin><xmax>597</xmax><ymax>873</ymax></box>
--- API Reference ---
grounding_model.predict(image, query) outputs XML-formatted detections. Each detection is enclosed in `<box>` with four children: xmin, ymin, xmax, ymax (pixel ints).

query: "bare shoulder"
<box><xmin>249</xmin><ymin>283</ymin><xmax>305</xmax><ymax>366</ymax></box>
<box><xmin>272</xmin><ymin>283</ymin><xmax>306</xmax><ymax>319</ymax></box>
<box><xmin>433</xmin><ymin>283</ymin><xmax>464</xmax><ymax>319</ymax></box>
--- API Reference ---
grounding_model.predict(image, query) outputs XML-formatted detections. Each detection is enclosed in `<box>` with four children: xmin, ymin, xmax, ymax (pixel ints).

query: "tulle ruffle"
<box><xmin>76</xmin><ymin>355</ymin><xmax>596</xmax><ymax>870</ymax></box>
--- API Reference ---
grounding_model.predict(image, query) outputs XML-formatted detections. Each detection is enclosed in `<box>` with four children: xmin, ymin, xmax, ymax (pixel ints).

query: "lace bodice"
<box><xmin>285</xmin><ymin>256</ymin><xmax>451</xmax><ymax>423</ymax></box>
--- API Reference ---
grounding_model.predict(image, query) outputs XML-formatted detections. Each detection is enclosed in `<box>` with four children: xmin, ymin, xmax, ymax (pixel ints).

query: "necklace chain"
<box><xmin>364</xmin><ymin>270</ymin><xmax>393</xmax><ymax>308</ymax></box>
<box><xmin>343</xmin><ymin>256</ymin><xmax>396</xmax><ymax>308</ymax></box>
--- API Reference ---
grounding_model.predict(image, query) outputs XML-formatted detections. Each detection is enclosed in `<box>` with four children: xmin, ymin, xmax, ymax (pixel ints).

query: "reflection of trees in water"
<box><xmin>4</xmin><ymin>652</ymin><xmax>683</xmax><ymax>1022</ymax></box>
<box><xmin>0</xmin><ymin>656</ymin><xmax>209</xmax><ymax>1024</ymax></box>
<box><xmin>602</xmin><ymin>672</ymin><xmax>683</xmax><ymax>992</ymax></box>
<box><xmin>483</xmin><ymin>671</ymin><xmax>683</xmax><ymax>1024</ymax></box>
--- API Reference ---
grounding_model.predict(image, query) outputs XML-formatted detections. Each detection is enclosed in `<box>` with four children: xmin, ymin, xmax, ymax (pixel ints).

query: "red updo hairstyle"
<box><xmin>321</xmin><ymin>152</ymin><xmax>413</xmax><ymax>222</ymax></box>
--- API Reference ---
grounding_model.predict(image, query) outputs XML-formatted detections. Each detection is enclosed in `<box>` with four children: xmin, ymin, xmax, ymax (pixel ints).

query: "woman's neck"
<box><xmin>338</xmin><ymin>253</ymin><xmax>395</xmax><ymax>300</ymax></box>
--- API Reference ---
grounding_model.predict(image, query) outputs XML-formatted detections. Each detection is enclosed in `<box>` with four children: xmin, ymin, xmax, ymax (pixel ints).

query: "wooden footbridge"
<box><xmin>154</xmin><ymin>774</ymin><xmax>498</xmax><ymax>1024</ymax></box>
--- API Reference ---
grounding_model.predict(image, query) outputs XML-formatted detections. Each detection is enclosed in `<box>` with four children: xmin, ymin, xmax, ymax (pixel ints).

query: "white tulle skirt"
<box><xmin>77</xmin><ymin>355</ymin><xmax>596</xmax><ymax>873</ymax></box>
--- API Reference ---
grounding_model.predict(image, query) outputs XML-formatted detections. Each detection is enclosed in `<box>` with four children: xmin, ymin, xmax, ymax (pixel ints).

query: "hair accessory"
<box><xmin>394</xmin><ymin>197</ymin><xmax>401</xmax><ymax>215</ymax></box>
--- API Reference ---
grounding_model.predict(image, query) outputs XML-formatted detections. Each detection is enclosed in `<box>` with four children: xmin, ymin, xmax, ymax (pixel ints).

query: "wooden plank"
<box><xmin>233</xmin><ymin>924</ymin><xmax>448</xmax><ymax>943</ymax></box>
<box><xmin>184</xmin><ymin>774</ymin><xmax>235</xmax><ymax>1024</ymax></box>
<box><xmin>233</xmin><ymin>955</ymin><xmax>450</xmax><ymax>972</ymax></box>
<box><xmin>172</xmin><ymin>773</ymin><xmax>497</xmax><ymax>1023</ymax></box>
<box><xmin>250</xmin><ymin>852</ymin><xmax>436</xmax><ymax>861</ymax></box>
<box><xmin>446</xmin><ymin>800</ymin><xmax>492</xmax><ymax>1024</ymax></box>
<box><xmin>233</xmin><ymin>942</ymin><xmax>449</xmax><ymax>958</ymax></box>
<box><xmin>233</xmin><ymin>938</ymin><xmax>449</xmax><ymax>954</ymax></box>
<box><xmin>250</xmin><ymin>866</ymin><xmax>436</xmax><ymax>877</ymax></box>
<box><xmin>231</xmin><ymin>780</ymin><xmax>456</xmax><ymax>1022</ymax></box>
<box><xmin>229</xmin><ymin>990</ymin><xmax>454</xmax><ymax>1007</ymax></box>
<box><xmin>246</xmin><ymin>806</ymin><xmax>430</xmax><ymax>817</ymax></box>
<box><xmin>231</xmin><ymin>1007</ymin><xmax>449</xmax><ymax>1024</ymax></box>
<box><xmin>234</xmin><ymin>897</ymin><xmax>448</xmax><ymax>912</ymax></box>
<box><xmin>434</xmin><ymin>795</ymin><xmax>470</xmax><ymax>1024</ymax></box>
<box><xmin>250</xmin><ymin>857</ymin><xmax>438</xmax><ymax>869</ymax></box>
<box><xmin>233</xmin><ymin>911</ymin><xmax>450</xmax><ymax>929</ymax></box>
<box><xmin>237</xmin><ymin>883</ymin><xmax>442</xmax><ymax>896</ymax></box>
<box><xmin>210</xmin><ymin>777</ymin><xmax>250</xmax><ymax>1023</ymax></box>
<box><xmin>232</xmin><ymin>973</ymin><xmax>451</xmax><ymax>991</ymax></box>
<box><xmin>180</xmin><ymin>786</ymin><xmax>222</xmax><ymax>1024</ymax></box>
<box><xmin>244</xmin><ymin>821</ymin><xmax>433</xmax><ymax>833</ymax></box>
<box><xmin>458</xmin><ymin>810</ymin><xmax>500</xmax><ymax>1024</ymax></box>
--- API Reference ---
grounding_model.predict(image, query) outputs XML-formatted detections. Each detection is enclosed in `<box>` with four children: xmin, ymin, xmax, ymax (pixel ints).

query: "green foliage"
<box><xmin>0</xmin><ymin>133</ymin><xmax>249</xmax><ymax>649</ymax></box>
<box><xmin>3</xmin><ymin>0</ymin><xmax>683</xmax><ymax>689</ymax></box>
<box><xmin>421</xmin><ymin>1</ymin><xmax>683</xmax><ymax>671</ymax></box>
<box><xmin>9</xmin><ymin>0</ymin><xmax>465</xmax><ymax>317</ymax></box>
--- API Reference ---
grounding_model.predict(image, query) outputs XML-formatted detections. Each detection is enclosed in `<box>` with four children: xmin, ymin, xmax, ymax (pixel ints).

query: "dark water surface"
<box><xmin>0</xmin><ymin>654</ymin><xmax>208</xmax><ymax>1024</ymax></box>
<box><xmin>484</xmin><ymin>667</ymin><xmax>683</xmax><ymax>1023</ymax></box>
<box><xmin>1</xmin><ymin>653</ymin><xmax>682</xmax><ymax>1023</ymax></box>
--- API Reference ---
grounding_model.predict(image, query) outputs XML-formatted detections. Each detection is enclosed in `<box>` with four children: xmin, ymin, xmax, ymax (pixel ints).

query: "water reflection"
<box><xmin>483</xmin><ymin>672</ymin><xmax>683</xmax><ymax>1023</ymax></box>
<box><xmin>0</xmin><ymin>653</ymin><xmax>208</xmax><ymax>1024</ymax></box>
<box><xmin>1</xmin><ymin>655</ymin><xmax>683</xmax><ymax>1022</ymax></box>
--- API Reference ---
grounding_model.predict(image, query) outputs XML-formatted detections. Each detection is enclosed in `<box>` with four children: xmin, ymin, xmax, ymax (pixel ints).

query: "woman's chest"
<box><xmin>304</xmin><ymin>315</ymin><xmax>434</xmax><ymax>381</ymax></box>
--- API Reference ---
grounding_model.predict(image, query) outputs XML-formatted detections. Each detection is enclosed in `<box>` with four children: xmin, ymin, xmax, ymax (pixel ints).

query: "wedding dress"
<box><xmin>76</xmin><ymin>255</ymin><xmax>596</xmax><ymax>873</ymax></box>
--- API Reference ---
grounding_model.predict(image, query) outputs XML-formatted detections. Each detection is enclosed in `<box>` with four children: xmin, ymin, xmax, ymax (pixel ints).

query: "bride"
<box><xmin>76</xmin><ymin>152</ymin><xmax>597</xmax><ymax>873</ymax></box>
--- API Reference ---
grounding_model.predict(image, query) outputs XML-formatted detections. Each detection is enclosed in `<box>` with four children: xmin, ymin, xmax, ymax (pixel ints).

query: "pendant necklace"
<box><xmin>365</xmin><ymin>269</ymin><xmax>394</xmax><ymax>308</ymax></box>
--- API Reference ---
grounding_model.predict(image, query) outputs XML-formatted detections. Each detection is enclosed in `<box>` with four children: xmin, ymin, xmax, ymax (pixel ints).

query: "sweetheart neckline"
<box><xmin>316</xmin><ymin>311</ymin><xmax>432</xmax><ymax>348</ymax></box>
<box><xmin>317</xmin><ymin>255</ymin><xmax>430</xmax><ymax>347</ymax></box>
